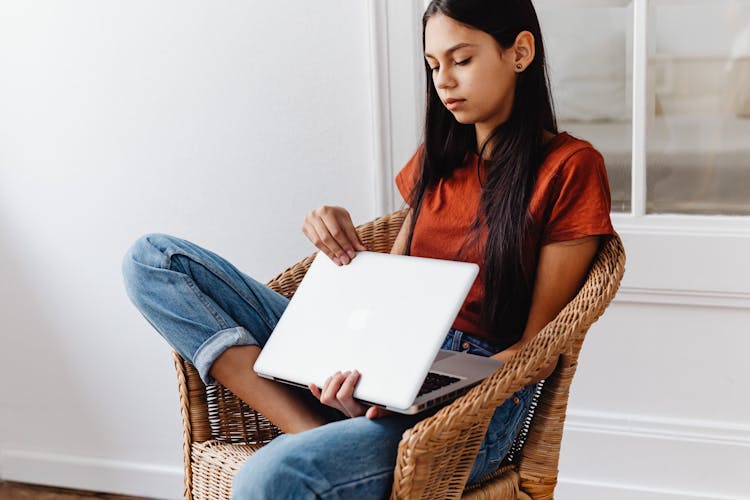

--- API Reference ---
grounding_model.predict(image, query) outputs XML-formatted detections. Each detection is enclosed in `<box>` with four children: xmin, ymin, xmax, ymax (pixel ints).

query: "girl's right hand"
<box><xmin>308</xmin><ymin>370</ymin><xmax>394</xmax><ymax>420</ymax></box>
<box><xmin>302</xmin><ymin>206</ymin><xmax>368</xmax><ymax>265</ymax></box>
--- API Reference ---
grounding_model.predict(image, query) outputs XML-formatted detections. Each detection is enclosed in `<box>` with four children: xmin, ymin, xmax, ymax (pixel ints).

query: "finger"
<box><xmin>309</xmin><ymin>383</ymin><xmax>321</xmax><ymax>400</ymax></box>
<box><xmin>301</xmin><ymin>223</ymin><xmax>320</xmax><ymax>251</ymax></box>
<box><xmin>302</xmin><ymin>219</ymin><xmax>338</xmax><ymax>264</ymax></box>
<box><xmin>366</xmin><ymin>406</ymin><xmax>392</xmax><ymax>419</ymax></box>
<box><xmin>318</xmin><ymin>212</ymin><xmax>356</xmax><ymax>264</ymax></box>
<box><xmin>343</xmin><ymin>227</ymin><xmax>367</xmax><ymax>255</ymax></box>
<box><xmin>310</xmin><ymin>218</ymin><xmax>346</xmax><ymax>265</ymax></box>
<box><xmin>320</xmin><ymin>371</ymin><xmax>345</xmax><ymax>406</ymax></box>
<box><xmin>336</xmin><ymin>371</ymin><xmax>365</xmax><ymax>416</ymax></box>
<box><xmin>337</xmin><ymin>370</ymin><xmax>358</xmax><ymax>398</ymax></box>
<box><xmin>341</xmin><ymin>212</ymin><xmax>367</xmax><ymax>258</ymax></box>
<box><xmin>321</xmin><ymin>374</ymin><xmax>335</xmax><ymax>393</ymax></box>
<box><xmin>316</xmin><ymin>375</ymin><xmax>334</xmax><ymax>402</ymax></box>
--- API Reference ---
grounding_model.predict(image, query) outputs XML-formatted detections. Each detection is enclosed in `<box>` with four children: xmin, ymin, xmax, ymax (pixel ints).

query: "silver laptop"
<box><xmin>253</xmin><ymin>251</ymin><xmax>504</xmax><ymax>414</ymax></box>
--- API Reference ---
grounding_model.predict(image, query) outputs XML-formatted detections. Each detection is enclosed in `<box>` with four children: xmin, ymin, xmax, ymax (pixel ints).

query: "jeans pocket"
<box><xmin>460</xmin><ymin>338</ymin><xmax>494</xmax><ymax>357</ymax></box>
<box><xmin>484</xmin><ymin>385</ymin><xmax>535</xmax><ymax>467</ymax></box>
<box><xmin>466</xmin><ymin>408</ymin><xmax>511</xmax><ymax>484</ymax></box>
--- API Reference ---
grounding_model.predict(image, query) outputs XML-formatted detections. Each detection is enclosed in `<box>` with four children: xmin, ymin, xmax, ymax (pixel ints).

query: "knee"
<box><xmin>121</xmin><ymin>233</ymin><xmax>173</xmax><ymax>298</ymax></box>
<box><xmin>123</xmin><ymin>232</ymin><xmax>176</xmax><ymax>271</ymax></box>
<box><xmin>231</xmin><ymin>437</ymin><xmax>322</xmax><ymax>499</ymax></box>
<box><xmin>232</xmin><ymin>460</ymin><xmax>280</xmax><ymax>500</ymax></box>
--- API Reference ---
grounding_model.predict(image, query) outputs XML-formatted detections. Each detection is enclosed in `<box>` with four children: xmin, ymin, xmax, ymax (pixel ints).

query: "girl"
<box><xmin>123</xmin><ymin>0</ymin><xmax>615</xmax><ymax>497</ymax></box>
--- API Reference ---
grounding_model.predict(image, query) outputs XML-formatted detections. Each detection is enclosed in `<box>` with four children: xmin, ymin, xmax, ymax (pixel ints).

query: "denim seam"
<box><xmin>467</xmin><ymin>447</ymin><xmax>489</xmax><ymax>485</ymax></box>
<box><xmin>318</xmin><ymin>467</ymin><xmax>394</xmax><ymax>499</ymax></box>
<box><xmin>168</xmin><ymin>248</ymin><xmax>277</xmax><ymax>333</ymax></box>
<box><xmin>182</xmin><ymin>274</ymin><xmax>231</xmax><ymax>330</ymax></box>
<box><xmin>463</xmin><ymin>334</ymin><xmax>502</xmax><ymax>355</ymax></box>
<box><xmin>465</xmin><ymin>340</ymin><xmax>493</xmax><ymax>356</ymax></box>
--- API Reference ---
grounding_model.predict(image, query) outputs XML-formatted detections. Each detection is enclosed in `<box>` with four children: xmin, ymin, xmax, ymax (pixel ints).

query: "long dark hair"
<box><xmin>406</xmin><ymin>0</ymin><xmax>558</xmax><ymax>348</ymax></box>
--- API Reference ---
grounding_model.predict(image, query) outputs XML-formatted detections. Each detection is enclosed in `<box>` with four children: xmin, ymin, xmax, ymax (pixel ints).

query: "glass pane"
<box><xmin>537</xmin><ymin>1</ymin><xmax>633</xmax><ymax>213</ymax></box>
<box><xmin>647</xmin><ymin>0</ymin><xmax>750</xmax><ymax>215</ymax></box>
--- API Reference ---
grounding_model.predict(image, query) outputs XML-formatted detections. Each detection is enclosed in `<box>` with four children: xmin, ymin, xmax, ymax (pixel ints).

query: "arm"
<box><xmin>491</xmin><ymin>235</ymin><xmax>601</xmax><ymax>383</ymax></box>
<box><xmin>390</xmin><ymin>208</ymin><xmax>413</xmax><ymax>255</ymax></box>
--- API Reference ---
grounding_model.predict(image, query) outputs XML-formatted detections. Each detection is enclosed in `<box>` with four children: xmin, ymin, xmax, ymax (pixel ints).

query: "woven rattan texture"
<box><xmin>172</xmin><ymin>209</ymin><xmax>625</xmax><ymax>500</ymax></box>
<box><xmin>462</xmin><ymin>465</ymin><xmax>528</xmax><ymax>499</ymax></box>
<box><xmin>191</xmin><ymin>441</ymin><xmax>260</xmax><ymax>500</ymax></box>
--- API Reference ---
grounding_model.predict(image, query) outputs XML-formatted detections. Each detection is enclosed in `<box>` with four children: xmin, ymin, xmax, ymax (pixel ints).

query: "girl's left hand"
<box><xmin>309</xmin><ymin>370</ymin><xmax>391</xmax><ymax>419</ymax></box>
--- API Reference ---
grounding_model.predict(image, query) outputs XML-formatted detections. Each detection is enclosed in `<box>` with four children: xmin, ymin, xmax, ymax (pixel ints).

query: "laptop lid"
<box><xmin>253</xmin><ymin>251</ymin><xmax>479</xmax><ymax>410</ymax></box>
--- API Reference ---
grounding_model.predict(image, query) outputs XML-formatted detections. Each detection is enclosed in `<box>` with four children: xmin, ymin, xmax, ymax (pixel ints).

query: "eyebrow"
<box><xmin>424</xmin><ymin>42</ymin><xmax>477</xmax><ymax>59</ymax></box>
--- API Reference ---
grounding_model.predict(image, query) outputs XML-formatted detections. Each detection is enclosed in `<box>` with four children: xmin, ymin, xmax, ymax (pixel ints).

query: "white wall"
<box><xmin>3</xmin><ymin>1</ymin><xmax>749</xmax><ymax>499</ymax></box>
<box><xmin>0</xmin><ymin>1</ymin><xmax>375</xmax><ymax>497</ymax></box>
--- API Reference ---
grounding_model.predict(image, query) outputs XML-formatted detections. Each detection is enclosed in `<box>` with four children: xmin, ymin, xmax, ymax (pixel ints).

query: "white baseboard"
<box><xmin>566</xmin><ymin>410</ymin><xmax>750</xmax><ymax>448</ymax></box>
<box><xmin>0</xmin><ymin>449</ymin><xmax>182</xmax><ymax>499</ymax></box>
<box><xmin>558</xmin><ymin>477</ymin><xmax>750</xmax><ymax>500</ymax></box>
<box><xmin>615</xmin><ymin>286</ymin><xmax>750</xmax><ymax>309</ymax></box>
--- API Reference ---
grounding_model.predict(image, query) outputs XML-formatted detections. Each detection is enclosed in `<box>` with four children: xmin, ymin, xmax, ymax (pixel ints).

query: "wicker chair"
<box><xmin>172</xmin><ymin>209</ymin><xmax>625</xmax><ymax>499</ymax></box>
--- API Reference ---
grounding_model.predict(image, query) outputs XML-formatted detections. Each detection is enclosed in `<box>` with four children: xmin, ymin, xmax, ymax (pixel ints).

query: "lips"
<box><xmin>444</xmin><ymin>98</ymin><xmax>465</xmax><ymax>110</ymax></box>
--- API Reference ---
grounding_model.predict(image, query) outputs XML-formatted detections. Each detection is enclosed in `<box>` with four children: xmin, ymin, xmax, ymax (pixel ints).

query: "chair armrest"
<box><xmin>389</xmin><ymin>321</ymin><xmax>564</xmax><ymax>499</ymax></box>
<box><xmin>390</xmin><ymin>235</ymin><xmax>625</xmax><ymax>499</ymax></box>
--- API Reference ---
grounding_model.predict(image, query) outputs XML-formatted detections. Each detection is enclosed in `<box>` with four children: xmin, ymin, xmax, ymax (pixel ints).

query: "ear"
<box><xmin>512</xmin><ymin>30</ymin><xmax>536</xmax><ymax>72</ymax></box>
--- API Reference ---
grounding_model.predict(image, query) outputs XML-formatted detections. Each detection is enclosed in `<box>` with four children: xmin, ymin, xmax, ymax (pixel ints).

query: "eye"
<box><xmin>430</xmin><ymin>66</ymin><xmax>439</xmax><ymax>72</ymax></box>
<box><xmin>454</xmin><ymin>58</ymin><xmax>471</xmax><ymax>66</ymax></box>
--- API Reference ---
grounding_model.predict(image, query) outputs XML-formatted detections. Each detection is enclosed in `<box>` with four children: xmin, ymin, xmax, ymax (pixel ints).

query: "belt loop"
<box><xmin>443</xmin><ymin>329</ymin><xmax>456</xmax><ymax>350</ymax></box>
<box><xmin>453</xmin><ymin>330</ymin><xmax>463</xmax><ymax>351</ymax></box>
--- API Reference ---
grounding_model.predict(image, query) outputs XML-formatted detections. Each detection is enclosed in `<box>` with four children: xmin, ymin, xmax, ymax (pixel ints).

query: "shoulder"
<box><xmin>537</xmin><ymin>133</ymin><xmax>607</xmax><ymax>193</ymax></box>
<box><xmin>395</xmin><ymin>144</ymin><xmax>426</xmax><ymax>201</ymax></box>
<box><xmin>531</xmin><ymin>133</ymin><xmax>615</xmax><ymax>245</ymax></box>
<box><xmin>530</xmin><ymin>133</ymin><xmax>612</xmax><ymax>221</ymax></box>
<box><xmin>543</xmin><ymin>132</ymin><xmax>603</xmax><ymax>175</ymax></box>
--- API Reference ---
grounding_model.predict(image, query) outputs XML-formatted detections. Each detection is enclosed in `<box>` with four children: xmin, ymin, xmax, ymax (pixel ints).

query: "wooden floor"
<box><xmin>0</xmin><ymin>482</ymin><xmax>150</xmax><ymax>500</ymax></box>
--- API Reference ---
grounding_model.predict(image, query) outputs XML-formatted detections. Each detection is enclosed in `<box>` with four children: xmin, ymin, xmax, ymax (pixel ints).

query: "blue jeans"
<box><xmin>122</xmin><ymin>233</ymin><xmax>537</xmax><ymax>499</ymax></box>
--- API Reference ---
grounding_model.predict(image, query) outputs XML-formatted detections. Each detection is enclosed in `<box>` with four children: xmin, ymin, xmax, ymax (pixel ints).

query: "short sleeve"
<box><xmin>542</xmin><ymin>148</ymin><xmax>616</xmax><ymax>245</ymax></box>
<box><xmin>395</xmin><ymin>145</ymin><xmax>424</xmax><ymax>204</ymax></box>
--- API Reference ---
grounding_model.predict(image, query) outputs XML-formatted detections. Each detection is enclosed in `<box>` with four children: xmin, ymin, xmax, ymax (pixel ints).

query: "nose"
<box><xmin>434</xmin><ymin>67</ymin><xmax>456</xmax><ymax>90</ymax></box>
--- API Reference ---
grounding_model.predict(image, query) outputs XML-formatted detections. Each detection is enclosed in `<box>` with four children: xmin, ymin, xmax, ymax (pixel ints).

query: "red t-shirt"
<box><xmin>395</xmin><ymin>131</ymin><xmax>616</xmax><ymax>344</ymax></box>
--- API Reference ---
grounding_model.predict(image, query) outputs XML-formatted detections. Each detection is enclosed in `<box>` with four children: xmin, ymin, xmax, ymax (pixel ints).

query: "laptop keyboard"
<box><xmin>417</xmin><ymin>372</ymin><xmax>461</xmax><ymax>396</ymax></box>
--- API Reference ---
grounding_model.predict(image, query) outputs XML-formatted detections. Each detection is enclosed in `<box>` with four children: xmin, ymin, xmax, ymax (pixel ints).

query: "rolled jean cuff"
<box><xmin>193</xmin><ymin>326</ymin><xmax>260</xmax><ymax>386</ymax></box>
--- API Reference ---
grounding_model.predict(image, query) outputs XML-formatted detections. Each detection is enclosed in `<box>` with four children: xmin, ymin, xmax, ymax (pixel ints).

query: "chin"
<box><xmin>450</xmin><ymin>112</ymin><xmax>475</xmax><ymax>125</ymax></box>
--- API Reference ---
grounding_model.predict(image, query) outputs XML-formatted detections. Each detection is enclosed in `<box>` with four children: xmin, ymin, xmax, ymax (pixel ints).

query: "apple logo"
<box><xmin>347</xmin><ymin>308</ymin><xmax>370</xmax><ymax>331</ymax></box>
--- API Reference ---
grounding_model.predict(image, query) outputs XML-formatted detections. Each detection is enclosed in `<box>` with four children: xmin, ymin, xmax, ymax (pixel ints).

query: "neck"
<box><xmin>475</xmin><ymin>128</ymin><xmax>559</xmax><ymax>159</ymax></box>
<box><xmin>475</xmin><ymin>124</ymin><xmax>496</xmax><ymax>160</ymax></box>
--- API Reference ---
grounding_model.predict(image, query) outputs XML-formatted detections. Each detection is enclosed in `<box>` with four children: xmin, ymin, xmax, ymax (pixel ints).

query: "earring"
<box><xmin>515</xmin><ymin>63</ymin><xmax>523</xmax><ymax>71</ymax></box>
